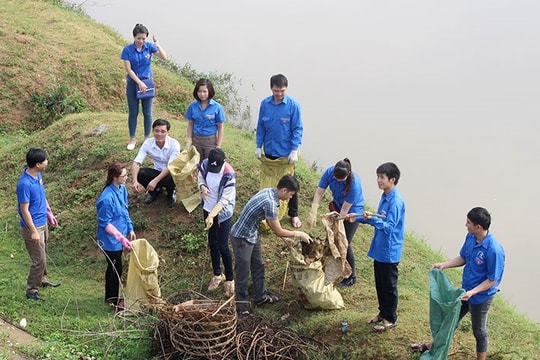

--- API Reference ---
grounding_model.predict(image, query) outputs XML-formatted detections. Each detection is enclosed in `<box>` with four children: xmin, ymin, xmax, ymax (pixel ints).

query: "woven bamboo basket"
<box><xmin>164</xmin><ymin>297</ymin><xmax>237</xmax><ymax>359</ymax></box>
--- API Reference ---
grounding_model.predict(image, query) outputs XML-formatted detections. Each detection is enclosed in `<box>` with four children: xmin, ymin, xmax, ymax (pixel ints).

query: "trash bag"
<box><xmin>258</xmin><ymin>156</ymin><xmax>294</xmax><ymax>222</ymax></box>
<box><xmin>421</xmin><ymin>268</ymin><xmax>465</xmax><ymax>360</ymax></box>
<box><xmin>124</xmin><ymin>239</ymin><xmax>161</xmax><ymax>313</ymax></box>
<box><xmin>289</xmin><ymin>246</ymin><xmax>344</xmax><ymax>310</ymax></box>
<box><xmin>321</xmin><ymin>212</ymin><xmax>351</xmax><ymax>285</ymax></box>
<box><xmin>168</xmin><ymin>146</ymin><xmax>201</xmax><ymax>213</ymax></box>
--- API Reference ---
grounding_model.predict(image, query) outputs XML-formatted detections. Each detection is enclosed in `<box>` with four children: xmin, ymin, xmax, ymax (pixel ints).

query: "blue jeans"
<box><xmin>230</xmin><ymin>235</ymin><xmax>266</xmax><ymax>306</ymax></box>
<box><xmin>458</xmin><ymin>297</ymin><xmax>493</xmax><ymax>353</ymax></box>
<box><xmin>344</xmin><ymin>220</ymin><xmax>359</xmax><ymax>278</ymax></box>
<box><xmin>203</xmin><ymin>211</ymin><xmax>233</xmax><ymax>281</ymax></box>
<box><xmin>126</xmin><ymin>77</ymin><xmax>153</xmax><ymax>138</ymax></box>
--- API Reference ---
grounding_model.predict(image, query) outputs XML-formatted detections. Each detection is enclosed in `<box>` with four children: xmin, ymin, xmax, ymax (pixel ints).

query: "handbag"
<box><xmin>136</xmin><ymin>78</ymin><xmax>155</xmax><ymax>99</ymax></box>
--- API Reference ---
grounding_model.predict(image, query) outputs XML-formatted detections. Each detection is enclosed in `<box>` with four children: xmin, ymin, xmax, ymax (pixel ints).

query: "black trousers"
<box><xmin>137</xmin><ymin>167</ymin><xmax>176</xmax><ymax>196</ymax></box>
<box><xmin>373</xmin><ymin>260</ymin><xmax>399</xmax><ymax>323</ymax></box>
<box><xmin>104</xmin><ymin>250</ymin><xmax>123</xmax><ymax>303</ymax></box>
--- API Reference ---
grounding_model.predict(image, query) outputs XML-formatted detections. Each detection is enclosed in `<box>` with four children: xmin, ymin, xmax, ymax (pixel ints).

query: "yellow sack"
<box><xmin>124</xmin><ymin>239</ymin><xmax>161</xmax><ymax>313</ymax></box>
<box><xmin>168</xmin><ymin>146</ymin><xmax>201</xmax><ymax>213</ymax></box>
<box><xmin>258</xmin><ymin>157</ymin><xmax>294</xmax><ymax>227</ymax></box>
<box><xmin>289</xmin><ymin>246</ymin><xmax>344</xmax><ymax>310</ymax></box>
<box><xmin>322</xmin><ymin>212</ymin><xmax>352</xmax><ymax>285</ymax></box>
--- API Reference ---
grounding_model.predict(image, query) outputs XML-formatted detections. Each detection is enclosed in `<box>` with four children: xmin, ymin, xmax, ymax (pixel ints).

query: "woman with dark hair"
<box><xmin>185</xmin><ymin>78</ymin><xmax>226</xmax><ymax>159</ymax></box>
<box><xmin>307</xmin><ymin>158</ymin><xmax>365</xmax><ymax>286</ymax></box>
<box><xmin>121</xmin><ymin>24</ymin><xmax>168</xmax><ymax>151</ymax></box>
<box><xmin>96</xmin><ymin>162</ymin><xmax>136</xmax><ymax>309</ymax></box>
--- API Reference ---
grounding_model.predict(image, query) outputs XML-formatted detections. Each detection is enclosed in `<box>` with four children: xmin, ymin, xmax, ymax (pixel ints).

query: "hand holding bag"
<box><xmin>136</xmin><ymin>78</ymin><xmax>155</xmax><ymax>99</ymax></box>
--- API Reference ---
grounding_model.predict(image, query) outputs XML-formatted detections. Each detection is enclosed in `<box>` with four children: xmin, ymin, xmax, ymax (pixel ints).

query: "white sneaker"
<box><xmin>208</xmin><ymin>274</ymin><xmax>225</xmax><ymax>291</ymax></box>
<box><xmin>126</xmin><ymin>143</ymin><xmax>136</xmax><ymax>151</ymax></box>
<box><xmin>224</xmin><ymin>280</ymin><xmax>235</xmax><ymax>298</ymax></box>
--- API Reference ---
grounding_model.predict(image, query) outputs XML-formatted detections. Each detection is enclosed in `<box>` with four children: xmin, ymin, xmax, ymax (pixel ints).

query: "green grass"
<box><xmin>0</xmin><ymin>1</ymin><xmax>538</xmax><ymax>359</ymax></box>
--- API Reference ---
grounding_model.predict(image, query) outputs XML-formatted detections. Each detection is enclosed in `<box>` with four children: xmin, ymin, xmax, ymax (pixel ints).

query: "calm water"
<box><xmin>80</xmin><ymin>0</ymin><xmax>540</xmax><ymax>323</ymax></box>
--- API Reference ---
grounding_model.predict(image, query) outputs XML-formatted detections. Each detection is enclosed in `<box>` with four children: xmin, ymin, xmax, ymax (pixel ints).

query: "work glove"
<box><xmin>294</xmin><ymin>231</ymin><xmax>312</xmax><ymax>243</ymax></box>
<box><xmin>105</xmin><ymin>224</ymin><xmax>132</xmax><ymax>250</ymax></box>
<box><xmin>306</xmin><ymin>202</ymin><xmax>319</xmax><ymax>228</ymax></box>
<box><xmin>288</xmin><ymin>150</ymin><xmax>298</xmax><ymax>164</ymax></box>
<box><xmin>185</xmin><ymin>137</ymin><xmax>192</xmax><ymax>150</ymax></box>
<box><xmin>46</xmin><ymin>208</ymin><xmax>58</xmax><ymax>228</ymax></box>
<box><xmin>255</xmin><ymin>148</ymin><xmax>262</xmax><ymax>159</ymax></box>
<box><xmin>205</xmin><ymin>203</ymin><xmax>224</xmax><ymax>230</ymax></box>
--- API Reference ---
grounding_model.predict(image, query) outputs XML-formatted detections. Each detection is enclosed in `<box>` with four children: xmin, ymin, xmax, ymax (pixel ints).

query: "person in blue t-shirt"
<box><xmin>185</xmin><ymin>79</ymin><xmax>226</xmax><ymax>159</ymax></box>
<box><xmin>351</xmin><ymin>162</ymin><xmax>405</xmax><ymax>332</ymax></box>
<box><xmin>411</xmin><ymin>207</ymin><xmax>505</xmax><ymax>360</ymax></box>
<box><xmin>255</xmin><ymin>74</ymin><xmax>303</xmax><ymax>228</ymax></box>
<box><xmin>96</xmin><ymin>162</ymin><xmax>136</xmax><ymax>309</ymax></box>
<box><xmin>17</xmin><ymin>148</ymin><xmax>60</xmax><ymax>301</ymax></box>
<box><xmin>307</xmin><ymin>158</ymin><xmax>364</xmax><ymax>286</ymax></box>
<box><xmin>121</xmin><ymin>24</ymin><xmax>168</xmax><ymax>151</ymax></box>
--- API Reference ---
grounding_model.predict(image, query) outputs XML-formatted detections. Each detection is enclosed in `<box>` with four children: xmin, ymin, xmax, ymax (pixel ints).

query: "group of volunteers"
<box><xmin>15</xmin><ymin>23</ymin><xmax>505</xmax><ymax>360</ymax></box>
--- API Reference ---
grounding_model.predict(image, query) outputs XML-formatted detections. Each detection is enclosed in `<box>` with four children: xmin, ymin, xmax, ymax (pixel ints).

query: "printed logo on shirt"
<box><xmin>475</xmin><ymin>250</ymin><xmax>485</xmax><ymax>265</ymax></box>
<box><xmin>145</xmin><ymin>54</ymin><xmax>151</xmax><ymax>59</ymax></box>
<box><xmin>280</xmin><ymin>118</ymin><xmax>289</xmax><ymax>123</ymax></box>
<box><xmin>206</xmin><ymin>115</ymin><xmax>215</xmax><ymax>120</ymax></box>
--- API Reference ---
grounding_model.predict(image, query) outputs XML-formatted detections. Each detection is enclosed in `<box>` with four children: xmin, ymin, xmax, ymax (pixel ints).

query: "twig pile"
<box><xmin>152</xmin><ymin>308</ymin><xmax>323</xmax><ymax>360</ymax></box>
<box><xmin>158</xmin><ymin>297</ymin><xmax>236</xmax><ymax>360</ymax></box>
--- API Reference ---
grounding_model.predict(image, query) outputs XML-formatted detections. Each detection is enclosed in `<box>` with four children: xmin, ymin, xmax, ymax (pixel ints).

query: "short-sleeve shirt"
<box><xmin>319</xmin><ymin>166</ymin><xmax>364</xmax><ymax>214</ymax></box>
<box><xmin>17</xmin><ymin>168</ymin><xmax>47</xmax><ymax>228</ymax></box>
<box><xmin>460</xmin><ymin>232</ymin><xmax>505</xmax><ymax>304</ymax></box>
<box><xmin>230</xmin><ymin>188</ymin><xmax>279</xmax><ymax>244</ymax></box>
<box><xmin>185</xmin><ymin>99</ymin><xmax>226</xmax><ymax>136</ymax></box>
<box><xmin>120</xmin><ymin>42</ymin><xmax>158</xmax><ymax>79</ymax></box>
<box><xmin>133</xmin><ymin>136</ymin><xmax>181</xmax><ymax>171</ymax></box>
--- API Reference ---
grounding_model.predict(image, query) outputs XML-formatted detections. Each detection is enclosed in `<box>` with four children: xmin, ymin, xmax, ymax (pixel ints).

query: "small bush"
<box><xmin>28</xmin><ymin>83</ymin><xmax>86</xmax><ymax>130</ymax></box>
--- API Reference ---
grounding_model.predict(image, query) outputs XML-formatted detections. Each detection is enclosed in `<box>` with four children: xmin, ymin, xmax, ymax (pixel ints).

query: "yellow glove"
<box><xmin>294</xmin><ymin>231</ymin><xmax>312</xmax><ymax>243</ymax></box>
<box><xmin>204</xmin><ymin>203</ymin><xmax>223</xmax><ymax>230</ymax></box>
<box><xmin>306</xmin><ymin>202</ymin><xmax>319</xmax><ymax>228</ymax></box>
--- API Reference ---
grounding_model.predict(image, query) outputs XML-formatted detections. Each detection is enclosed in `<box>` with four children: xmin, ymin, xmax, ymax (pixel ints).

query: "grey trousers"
<box><xmin>459</xmin><ymin>297</ymin><xmax>493</xmax><ymax>353</ymax></box>
<box><xmin>230</xmin><ymin>234</ymin><xmax>266</xmax><ymax>307</ymax></box>
<box><xmin>22</xmin><ymin>224</ymin><xmax>49</xmax><ymax>293</ymax></box>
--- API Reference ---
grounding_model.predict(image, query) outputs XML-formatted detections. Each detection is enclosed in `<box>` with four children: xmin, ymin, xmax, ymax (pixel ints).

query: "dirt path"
<box><xmin>0</xmin><ymin>317</ymin><xmax>37</xmax><ymax>360</ymax></box>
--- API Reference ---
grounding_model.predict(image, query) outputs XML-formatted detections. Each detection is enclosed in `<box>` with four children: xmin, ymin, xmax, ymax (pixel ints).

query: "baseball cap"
<box><xmin>207</xmin><ymin>148</ymin><xmax>225</xmax><ymax>173</ymax></box>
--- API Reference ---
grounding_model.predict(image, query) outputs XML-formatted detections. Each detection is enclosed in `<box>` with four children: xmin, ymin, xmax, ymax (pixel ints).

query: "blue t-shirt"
<box><xmin>319</xmin><ymin>166</ymin><xmax>364</xmax><ymax>214</ymax></box>
<box><xmin>256</xmin><ymin>95</ymin><xmax>303</xmax><ymax>157</ymax></box>
<box><xmin>230</xmin><ymin>188</ymin><xmax>279</xmax><ymax>244</ymax></box>
<box><xmin>185</xmin><ymin>99</ymin><xmax>226</xmax><ymax>136</ymax></box>
<box><xmin>120</xmin><ymin>42</ymin><xmax>158</xmax><ymax>79</ymax></box>
<box><xmin>96</xmin><ymin>183</ymin><xmax>134</xmax><ymax>252</ymax></box>
<box><xmin>363</xmin><ymin>188</ymin><xmax>406</xmax><ymax>263</ymax></box>
<box><xmin>16</xmin><ymin>168</ymin><xmax>47</xmax><ymax>228</ymax></box>
<box><xmin>460</xmin><ymin>232</ymin><xmax>505</xmax><ymax>304</ymax></box>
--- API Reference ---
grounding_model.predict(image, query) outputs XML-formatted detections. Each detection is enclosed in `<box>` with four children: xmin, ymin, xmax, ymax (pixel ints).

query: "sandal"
<box><xmin>373</xmin><ymin>320</ymin><xmax>397</xmax><ymax>332</ymax></box>
<box><xmin>290</xmin><ymin>216</ymin><xmax>302</xmax><ymax>228</ymax></box>
<box><xmin>255</xmin><ymin>293</ymin><xmax>280</xmax><ymax>306</ymax></box>
<box><xmin>367</xmin><ymin>315</ymin><xmax>383</xmax><ymax>324</ymax></box>
<box><xmin>410</xmin><ymin>343</ymin><xmax>431</xmax><ymax>352</ymax></box>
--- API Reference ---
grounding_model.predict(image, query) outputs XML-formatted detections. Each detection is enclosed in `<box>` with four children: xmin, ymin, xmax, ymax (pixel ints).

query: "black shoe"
<box><xmin>41</xmin><ymin>280</ymin><xmax>61</xmax><ymax>288</ymax></box>
<box><xmin>167</xmin><ymin>190</ymin><xmax>177</xmax><ymax>208</ymax></box>
<box><xmin>144</xmin><ymin>192</ymin><xmax>159</xmax><ymax>204</ymax></box>
<box><xmin>26</xmin><ymin>292</ymin><xmax>45</xmax><ymax>301</ymax></box>
<box><xmin>338</xmin><ymin>276</ymin><xmax>356</xmax><ymax>287</ymax></box>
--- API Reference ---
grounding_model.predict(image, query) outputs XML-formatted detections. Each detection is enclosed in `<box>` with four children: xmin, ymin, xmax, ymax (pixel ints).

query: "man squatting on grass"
<box><xmin>411</xmin><ymin>207</ymin><xmax>505</xmax><ymax>360</ymax></box>
<box><xmin>229</xmin><ymin>175</ymin><xmax>312</xmax><ymax>314</ymax></box>
<box><xmin>17</xmin><ymin>148</ymin><xmax>61</xmax><ymax>302</ymax></box>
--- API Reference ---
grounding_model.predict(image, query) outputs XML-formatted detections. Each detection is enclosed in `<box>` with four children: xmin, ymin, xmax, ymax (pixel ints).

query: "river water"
<box><xmin>78</xmin><ymin>0</ymin><xmax>540</xmax><ymax>323</ymax></box>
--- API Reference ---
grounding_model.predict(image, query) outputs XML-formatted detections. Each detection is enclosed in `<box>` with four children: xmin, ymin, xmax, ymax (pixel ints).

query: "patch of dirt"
<box><xmin>0</xmin><ymin>317</ymin><xmax>37</xmax><ymax>360</ymax></box>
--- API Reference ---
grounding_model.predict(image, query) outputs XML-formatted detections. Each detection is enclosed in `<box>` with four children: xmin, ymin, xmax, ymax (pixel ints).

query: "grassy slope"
<box><xmin>0</xmin><ymin>1</ymin><xmax>538</xmax><ymax>359</ymax></box>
